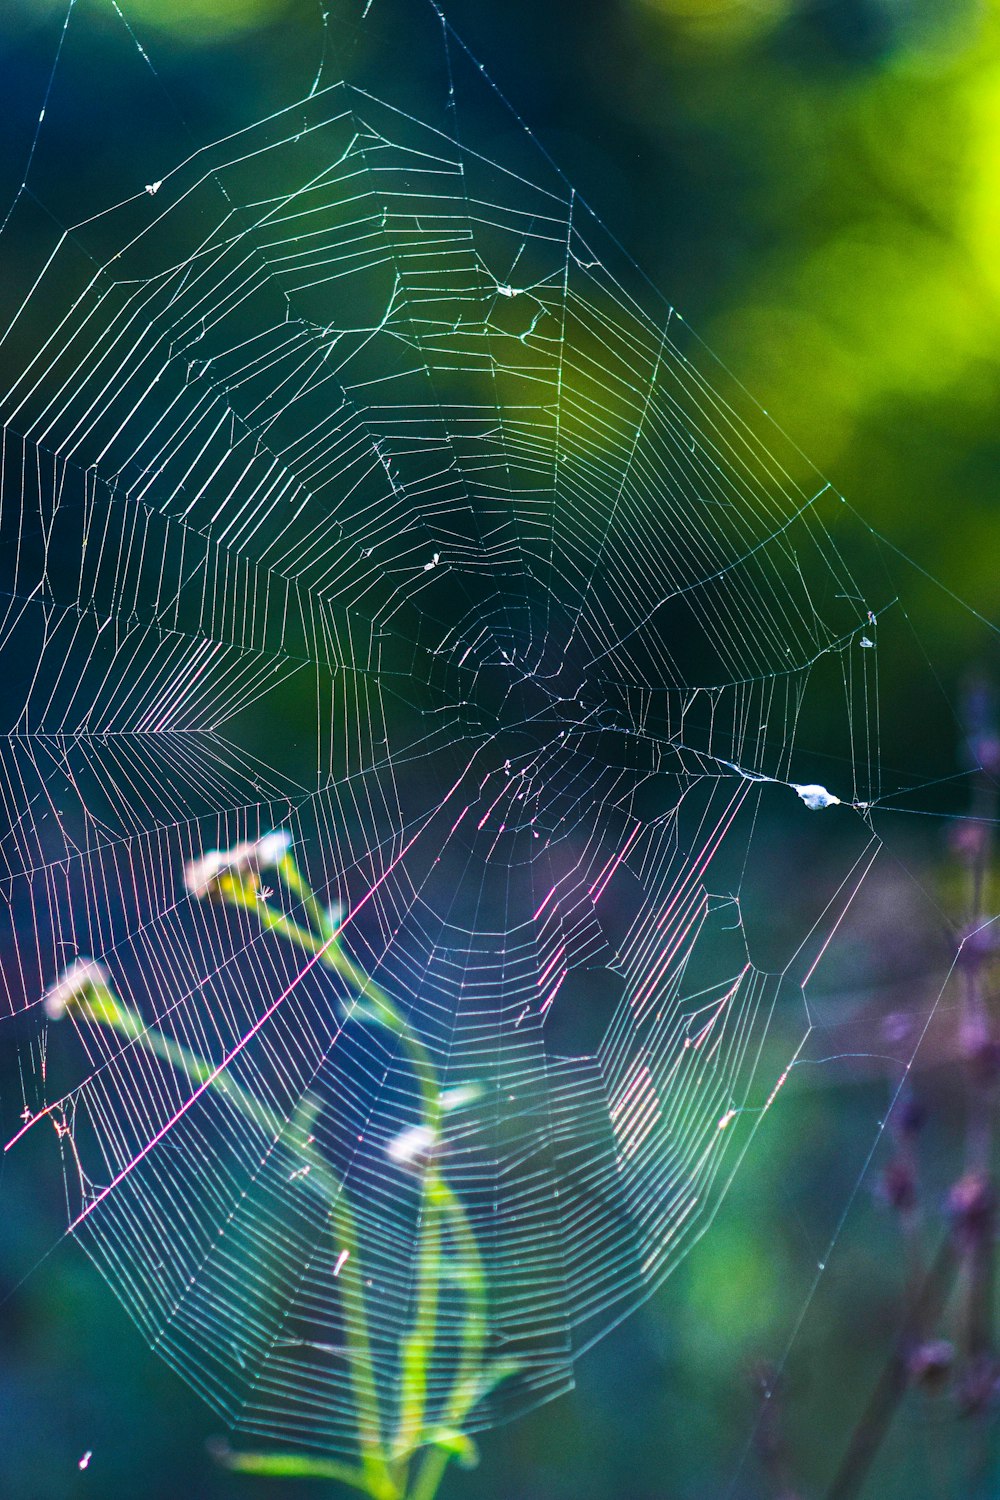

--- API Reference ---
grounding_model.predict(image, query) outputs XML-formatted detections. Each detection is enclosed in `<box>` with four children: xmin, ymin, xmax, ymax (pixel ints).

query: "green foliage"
<box><xmin>49</xmin><ymin>838</ymin><xmax>513</xmax><ymax>1500</ymax></box>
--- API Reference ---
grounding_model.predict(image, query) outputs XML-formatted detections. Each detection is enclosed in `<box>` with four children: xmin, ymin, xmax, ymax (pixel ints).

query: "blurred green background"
<box><xmin>2</xmin><ymin>0</ymin><xmax>999</xmax><ymax>1497</ymax></box>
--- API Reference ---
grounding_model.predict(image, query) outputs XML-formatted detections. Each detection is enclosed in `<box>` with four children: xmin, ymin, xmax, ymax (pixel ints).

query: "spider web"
<box><xmin>0</xmin><ymin>0</ymin><xmax>976</xmax><ymax>1464</ymax></box>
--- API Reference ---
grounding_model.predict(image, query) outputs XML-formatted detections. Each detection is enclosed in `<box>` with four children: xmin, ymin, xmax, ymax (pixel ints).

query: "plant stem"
<box><xmin>222</xmin><ymin>873</ymin><xmax>440</xmax><ymax>1113</ymax></box>
<box><xmin>276</xmin><ymin>851</ymin><xmax>340</xmax><ymax>942</ymax></box>
<box><xmin>395</xmin><ymin>1171</ymin><xmax>444</xmax><ymax>1457</ymax></box>
<box><xmin>76</xmin><ymin>984</ymin><xmax>396</xmax><ymax>1494</ymax></box>
<box><xmin>55</xmin><ymin>848</ymin><xmax>510</xmax><ymax>1500</ymax></box>
<box><xmin>216</xmin><ymin>1446</ymin><xmax>376</xmax><ymax>1491</ymax></box>
<box><xmin>437</xmin><ymin>1180</ymin><xmax>488</xmax><ymax>1429</ymax></box>
<box><xmin>330</xmin><ymin>1184</ymin><xmax>394</xmax><ymax>1492</ymax></box>
<box><xmin>825</xmin><ymin>1234</ymin><xmax>958</xmax><ymax>1500</ymax></box>
<box><xmin>408</xmin><ymin>1444</ymin><xmax>452</xmax><ymax>1500</ymax></box>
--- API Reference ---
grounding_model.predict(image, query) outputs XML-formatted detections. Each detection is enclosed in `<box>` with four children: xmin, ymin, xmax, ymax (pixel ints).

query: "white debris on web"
<box><xmin>717</xmin><ymin>758</ymin><xmax>844</xmax><ymax>812</ymax></box>
<box><xmin>790</xmin><ymin>783</ymin><xmax>842</xmax><ymax>811</ymax></box>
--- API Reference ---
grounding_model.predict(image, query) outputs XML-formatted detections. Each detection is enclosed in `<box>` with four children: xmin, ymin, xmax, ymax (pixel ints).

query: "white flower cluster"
<box><xmin>384</xmin><ymin>1087</ymin><xmax>480</xmax><ymax>1171</ymax></box>
<box><xmin>43</xmin><ymin>958</ymin><xmax>110</xmax><ymax>1020</ymax></box>
<box><xmin>438</xmin><ymin>1083</ymin><xmax>480</xmax><ymax>1112</ymax></box>
<box><xmin>183</xmin><ymin>831</ymin><xmax>293</xmax><ymax>899</ymax></box>
<box><xmin>386</xmin><ymin>1123</ymin><xmax>438</xmax><ymax>1172</ymax></box>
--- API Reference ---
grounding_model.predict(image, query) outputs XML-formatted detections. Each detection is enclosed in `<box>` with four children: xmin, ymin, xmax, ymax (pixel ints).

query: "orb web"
<box><xmin>0</xmin><ymin>0</ymin><xmax>934</xmax><ymax>1460</ymax></box>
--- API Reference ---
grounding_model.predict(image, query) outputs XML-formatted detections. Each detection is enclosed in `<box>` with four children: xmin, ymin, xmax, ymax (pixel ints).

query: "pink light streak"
<box><xmin>540</xmin><ymin>971</ymin><xmax>566</xmax><ymax>1014</ymax></box>
<box><xmin>589</xmin><ymin>821</ymin><xmax>641</xmax><ymax>903</ymax></box>
<box><xmin>537</xmin><ymin>943</ymin><xmax>566</xmax><ymax>989</ymax></box>
<box><xmin>53</xmin><ymin>763</ymin><xmax>474</xmax><ymax>1233</ymax></box>
<box><xmin>533</xmin><ymin>885</ymin><xmax>558</xmax><ymax>922</ymax></box>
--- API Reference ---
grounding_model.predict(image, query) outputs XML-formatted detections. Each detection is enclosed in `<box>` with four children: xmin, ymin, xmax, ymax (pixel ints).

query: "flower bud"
<box><xmin>972</xmin><ymin>734</ymin><xmax>1000</xmax><ymax>778</ymax></box>
<box><xmin>254</xmin><ymin>830</ymin><xmax>293</xmax><ymax>868</ymax></box>
<box><xmin>960</xmin><ymin>1018</ymin><xmax>1000</xmax><ymax>1090</ymax></box>
<box><xmin>957</xmin><ymin>1353</ymin><xmax>999</xmax><ymax>1415</ymax></box>
<box><xmin>183</xmin><ymin>832</ymin><xmax>294</xmax><ymax>899</ymax></box>
<box><xmin>956</xmin><ymin>921</ymin><xmax>999</xmax><ymax>971</ymax></box>
<box><xmin>880</xmin><ymin>1157</ymin><xmax>917</xmax><ymax>1214</ymax></box>
<box><xmin>42</xmin><ymin>958</ymin><xmax>110</xmax><ymax>1020</ymax></box>
<box><xmin>438</xmin><ymin>1084</ymin><xmax>482</xmax><ymax>1113</ymax></box>
<box><xmin>386</xmin><ymin>1123</ymin><xmax>438</xmax><ymax>1173</ymax></box>
<box><xmin>895</xmin><ymin>1095</ymin><xmax>926</xmax><ymax>1139</ymax></box>
<box><xmin>183</xmin><ymin>847</ymin><xmax>239</xmax><ymax>899</ymax></box>
<box><xmin>947</xmin><ymin>1171</ymin><xmax>995</xmax><ymax>1248</ymax></box>
<box><xmin>949</xmin><ymin>820</ymin><xmax>989</xmax><ymax>866</ymax></box>
<box><xmin>907</xmin><ymin>1339</ymin><xmax>954</xmax><ymax>1394</ymax></box>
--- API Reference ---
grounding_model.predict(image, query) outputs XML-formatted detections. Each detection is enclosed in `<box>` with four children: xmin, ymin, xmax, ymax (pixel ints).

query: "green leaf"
<box><xmin>425</xmin><ymin>1428</ymin><xmax>479</xmax><ymax>1469</ymax></box>
<box><xmin>209</xmin><ymin>1441</ymin><xmax>377</xmax><ymax>1491</ymax></box>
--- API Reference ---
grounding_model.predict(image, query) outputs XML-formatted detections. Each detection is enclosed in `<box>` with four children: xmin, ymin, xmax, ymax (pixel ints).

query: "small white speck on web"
<box><xmin>859</xmin><ymin>635</ymin><xmax>874</xmax><ymax>649</ymax></box>
<box><xmin>333</xmin><ymin>1249</ymin><xmax>350</xmax><ymax>1277</ymax></box>
<box><xmin>78</xmin><ymin>1451</ymin><xmax>92</xmax><ymax>1471</ymax></box>
<box><xmin>791</xmin><ymin>783</ymin><xmax>841</xmax><ymax>811</ymax></box>
<box><xmin>423</xmin><ymin>552</ymin><xmax>440</xmax><ymax>572</ymax></box>
<box><xmin>145</xmin><ymin>181</ymin><xmax>161</xmax><ymax>196</ymax></box>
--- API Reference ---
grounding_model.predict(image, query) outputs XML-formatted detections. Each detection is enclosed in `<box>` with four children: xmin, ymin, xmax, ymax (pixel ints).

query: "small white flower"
<box><xmin>438</xmin><ymin>1083</ymin><xmax>481</xmax><ymax>1113</ymax></box>
<box><xmin>386</xmin><ymin>1123</ymin><xmax>437</xmax><ymax>1172</ymax></box>
<box><xmin>791</xmin><ymin>783</ymin><xmax>841</xmax><ymax>811</ymax></box>
<box><xmin>43</xmin><ymin>958</ymin><xmax>110</xmax><ymax>1020</ymax></box>
<box><xmin>254</xmin><ymin>830</ymin><xmax>293</xmax><ymax>868</ymax></box>
<box><xmin>183</xmin><ymin>847</ymin><xmax>240</xmax><ymax>899</ymax></box>
<box><xmin>183</xmin><ymin>832</ymin><xmax>292</xmax><ymax>899</ymax></box>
